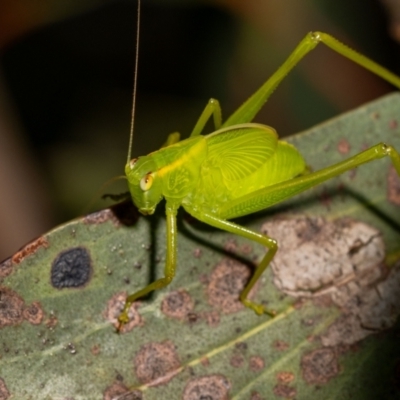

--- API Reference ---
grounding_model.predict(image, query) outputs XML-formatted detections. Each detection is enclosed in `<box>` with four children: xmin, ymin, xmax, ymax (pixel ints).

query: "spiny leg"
<box><xmin>224</xmin><ymin>31</ymin><xmax>400</xmax><ymax>127</ymax></box>
<box><xmin>185</xmin><ymin>207</ymin><xmax>278</xmax><ymax>316</ymax></box>
<box><xmin>190</xmin><ymin>98</ymin><xmax>222</xmax><ymax>137</ymax></box>
<box><xmin>220</xmin><ymin>143</ymin><xmax>400</xmax><ymax>220</ymax></box>
<box><xmin>117</xmin><ymin>203</ymin><xmax>178</xmax><ymax>330</ymax></box>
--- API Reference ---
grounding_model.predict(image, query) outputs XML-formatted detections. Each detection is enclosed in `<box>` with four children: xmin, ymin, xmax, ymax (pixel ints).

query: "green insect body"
<box><xmin>118</xmin><ymin>31</ymin><xmax>400</xmax><ymax>328</ymax></box>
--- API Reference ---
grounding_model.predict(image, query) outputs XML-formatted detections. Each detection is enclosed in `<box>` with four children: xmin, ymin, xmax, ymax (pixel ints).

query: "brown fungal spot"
<box><xmin>389</xmin><ymin>119</ymin><xmax>398</xmax><ymax>129</ymax></box>
<box><xmin>91</xmin><ymin>344</ymin><xmax>100</xmax><ymax>355</ymax></box>
<box><xmin>249</xmin><ymin>392</ymin><xmax>264</xmax><ymax>400</ymax></box>
<box><xmin>104</xmin><ymin>292</ymin><xmax>143</xmax><ymax>333</ymax></box>
<box><xmin>301</xmin><ymin>347</ymin><xmax>339</xmax><ymax>385</ymax></box>
<box><xmin>224</xmin><ymin>239</ymin><xmax>238</xmax><ymax>253</ymax></box>
<box><xmin>201</xmin><ymin>311</ymin><xmax>220</xmax><ymax>327</ymax></box>
<box><xmin>84</xmin><ymin>209</ymin><xmax>120</xmax><ymax>225</ymax></box>
<box><xmin>11</xmin><ymin>236</ymin><xmax>48</xmax><ymax>264</ymax></box>
<box><xmin>23</xmin><ymin>301</ymin><xmax>44</xmax><ymax>325</ymax></box>
<box><xmin>0</xmin><ymin>259</ymin><xmax>13</xmax><ymax>278</ymax></box>
<box><xmin>273</xmin><ymin>385</ymin><xmax>296</xmax><ymax>398</ymax></box>
<box><xmin>249</xmin><ymin>356</ymin><xmax>265</xmax><ymax>372</ymax></box>
<box><xmin>240</xmin><ymin>244</ymin><xmax>253</xmax><ymax>254</ymax></box>
<box><xmin>200</xmin><ymin>357</ymin><xmax>210</xmax><ymax>367</ymax></box>
<box><xmin>337</xmin><ymin>138</ymin><xmax>350</xmax><ymax>154</ymax></box>
<box><xmin>134</xmin><ymin>341</ymin><xmax>180</xmax><ymax>386</ymax></box>
<box><xmin>0</xmin><ymin>287</ymin><xmax>24</xmax><ymax>328</ymax></box>
<box><xmin>45</xmin><ymin>313</ymin><xmax>58</xmax><ymax>329</ymax></box>
<box><xmin>103</xmin><ymin>382</ymin><xmax>142</xmax><ymax>400</ymax></box>
<box><xmin>230</xmin><ymin>353</ymin><xmax>245</xmax><ymax>368</ymax></box>
<box><xmin>276</xmin><ymin>371</ymin><xmax>295</xmax><ymax>384</ymax></box>
<box><xmin>182</xmin><ymin>374</ymin><xmax>231</xmax><ymax>400</ymax></box>
<box><xmin>51</xmin><ymin>247</ymin><xmax>92</xmax><ymax>289</ymax></box>
<box><xmin>207</xmin><ymin>259</ymin><xmax>256</xmax><ymax>314</ymax></box>
<box><xmin>161</xmin><ymin>290</ymin><xmax>194</xmax><ymax>320</ymax></box>
<box><xmin>387</xmin><ymin>165</ymin><xmax>400</xmax><ymax>205</ymax></box>
<box><xmin>273</xmin><ymin>340</ymin><xmax>289</xmax><ymax>351</ymax></box>
<box><xmin>192</xmin><ymin>248</ymin><xmax>202</xmax><ymax>258</ymax></box>
<box><xmin>0</xmin><ymin>378</ymin><xmax>10</xmax><ymax>400</ymax></box>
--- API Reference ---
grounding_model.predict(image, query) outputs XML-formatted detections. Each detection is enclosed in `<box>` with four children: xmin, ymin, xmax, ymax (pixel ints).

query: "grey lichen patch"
<box><xmin>207</xmin><ymin>259</ymin><xmax>256</xmax><ymax>314</ymax></box>
<box><xmin>103</xmin><ymin>381</ymin><xmax>142</xmax><ymax>400</ymax></box>
<box><xmin>262</xmin><ymin>216</ymin><xmax>400</xmax><ymax>345</ymax></box>
<box><xmin>161</xmin><ymin>290</ymin><xmax>194</xmax><ymax>320</ymax></box>
<box><xmin>51</xmin><ymin>247</ymin><xmax>92</xmax><ymax>289</ymax></box>
<box><xmin>182</xmin><ymin>374</ymin><xmax>231</xmax><ymax>400</ymax></box>
<box><xmin>322</xmin><ymin>261</ymin><xmax>400</xmax><ymax>345</ymax></box>
<box><xmin>134</xmin><ymin>341</ymin><xmax>180</xmax><ymax>386</ymax></box>
<box><xmin>301</xmin><ymin>347</ymin><xmax>339</xmax><ymax>385</ymax></box>
<box><xmin>262</xmin><ymin>216</ymin><xmax>384</xmax><ymax>297</ymax></box>
<box><xmin>11</xmin><ymin>236</ymin><xmax>49</xmax><ymax>265</ymax></box>
<box><xmin>0</xmin><ymin>287</ymin><xmax>24</xmax><ymax>328</ymax></box>
<box><xmin>104</xmin><ymin>292</ymin><xmax>143</xmax><ymax>333</ymax></box>
<box><xmin>387</xmin><ymin>165</ymin><xmax>400</xmax><ymax>205</ymax></box>
<box><xmin>23</xmin><ymin>301</ymin><xmax>44</xmax><ymax>325</ymax></box>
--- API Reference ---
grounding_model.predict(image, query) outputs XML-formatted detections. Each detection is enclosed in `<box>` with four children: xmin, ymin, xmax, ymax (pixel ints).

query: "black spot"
<box><xmin>51</xmin><ymin>247</ymin><xmax>92</xmax><ymax>289</ymax></box>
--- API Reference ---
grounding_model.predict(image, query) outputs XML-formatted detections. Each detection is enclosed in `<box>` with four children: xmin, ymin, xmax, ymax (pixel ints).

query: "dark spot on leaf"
<box><xmin>301</xmin><ymin>347</ymin><xmax>339</xmax><ymax>385</ymax></box>
<box><xmin>103</xmin><ymin>382</ymin><xmax>142</xmax><ymax>400</ymax></box>
<box><xmin>182</xmin><ymin>374</ymin><xmax>231</xmax><ymax>400</ymax></box>
<box><xmin>51</xmin><ymin>247</ymin><xmax>92</xmax><ymax>289</ymax></box>
<box><xmin>134</xmin><ymin>341</ymin><xmax>180</xmax><ymax>386</ymax></box>
<box><xmin>161</xmin><ymin>290</ymin><xmax>194</xmax><ymax>320</ymax></box>
<box><xmin>0</xmin><ymin>378</ymin><xmax>10</xmax><ymax>400</ymax></box>
<box><xmin>23</xmin><ymin>301</ymin><xmax>44</xmax><ymax>325</ymax></box>
<box><xmin>11</xmin><ymin>236</ymin><xmax>48</xmax><ymax>264</ymax></box>
<box><xmin>0</xmin><ymin>287</ymin><xmax>24</xmax><ymax>328</ymax></box>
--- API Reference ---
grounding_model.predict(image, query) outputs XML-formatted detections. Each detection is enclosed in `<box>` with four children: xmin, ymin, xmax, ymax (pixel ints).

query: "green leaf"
<box><xmin>1</xmin><ymin>94</ymin><xmax>400</xmax><ymax>399</ymax></box>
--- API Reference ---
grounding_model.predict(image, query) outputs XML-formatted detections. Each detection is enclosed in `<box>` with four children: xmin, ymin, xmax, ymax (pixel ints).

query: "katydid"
<box><xmin>118</xmin><ymin>30</ymin><xmax>400</xmax><ymax>328</ymax></box>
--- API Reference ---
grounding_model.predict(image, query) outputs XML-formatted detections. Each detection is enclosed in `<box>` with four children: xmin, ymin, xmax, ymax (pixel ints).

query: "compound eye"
<box><xmin>140</xmin><ymin>173</ymin><xmax>153</xmax><ymax>191</ymax></box>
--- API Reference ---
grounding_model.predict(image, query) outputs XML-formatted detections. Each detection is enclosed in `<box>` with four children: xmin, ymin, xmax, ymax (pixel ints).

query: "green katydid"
<box><xmin>117</xmin><ymin>29</ymin><xmax>400</xmax><ymax>329</ymax></box>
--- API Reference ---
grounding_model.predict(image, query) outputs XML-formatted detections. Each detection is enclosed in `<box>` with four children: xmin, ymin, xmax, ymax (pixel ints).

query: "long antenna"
<box><xmin>127</xmin><ymin>0</ymin><xmax>141</xmax><ymax>163</ymax></box>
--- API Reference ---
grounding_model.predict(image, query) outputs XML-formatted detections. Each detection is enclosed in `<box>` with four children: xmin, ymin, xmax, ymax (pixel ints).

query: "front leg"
<box><xmin>117</xmin><ymin>203</ymin><xmax>178</xmax><ymax>329</ymax></box>
<box><xmin>186</xmin><ymin>207</ymin><xmax>278</xmax><ymax>316</ymax></box>
<box><xmin>190</xmin><ymin>98</ymin><xmax>222</xmax><ymax>137</ymax></box>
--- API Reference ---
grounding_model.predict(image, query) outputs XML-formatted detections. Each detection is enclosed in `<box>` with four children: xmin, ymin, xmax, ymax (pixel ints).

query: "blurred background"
<box><xmin>0</xmin><ymin>0</ymin><xmax>400</xmax><ymax>260</ymax></box>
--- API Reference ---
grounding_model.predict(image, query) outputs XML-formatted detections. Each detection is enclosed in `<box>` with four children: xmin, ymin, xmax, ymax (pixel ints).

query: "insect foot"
<box><xmin>116</xmin><ymin>303</ymin><xmax>131</xmax><ymax>333</ymax></box>
<box><xmin>242</xmin><ymin>299</ymin><xmax>276</xmax><ymax>317</ymax></box>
